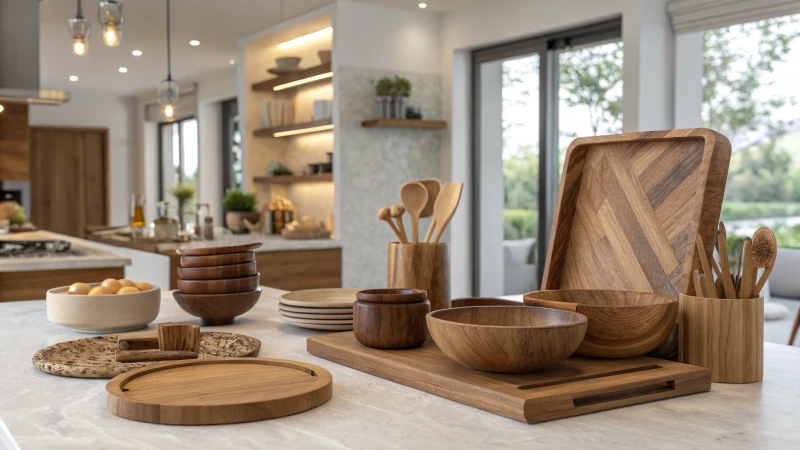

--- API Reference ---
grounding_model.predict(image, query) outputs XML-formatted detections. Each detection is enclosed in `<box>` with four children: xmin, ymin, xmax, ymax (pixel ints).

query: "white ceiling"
<box><xmin>40</xmin><ymin>0</ymin><xmax>479</xmax><ymax>96</ymax></box>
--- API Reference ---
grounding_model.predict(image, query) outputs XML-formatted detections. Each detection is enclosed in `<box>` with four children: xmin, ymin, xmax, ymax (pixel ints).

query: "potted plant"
<box><xmin>167</xmin><ymin>183</ymin><xmax>196</xmax><ymax>231</ymax></box>
<box><xmin>391</xmin><ymin>76</ymin><xmax>411</xmax><ymax>119</ymax></box>
<box><xmin>222</xmin><ymin>189</ymin><xmax>259</xmax><ymax>234</ymax></box>
<box><xmin>269</xmin><ymin>161</ymin><xmax>292</xmax><ymax>176</ymax></box>
<box><xmin>376</xmin><ymin>77</ymin><xmax>394</xmax><ymax>118</ymax></box>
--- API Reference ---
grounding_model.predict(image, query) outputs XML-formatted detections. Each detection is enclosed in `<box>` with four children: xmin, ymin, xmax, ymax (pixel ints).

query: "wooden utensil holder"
<box><xmin>678</xmin><ymin>294</ymin><xmax>763</xmax><ymax>383</ymax></box>
<box><xmin>388</xmin><ymin>243</ymin><xmax>450</xmax><ymax>311</ymax></box>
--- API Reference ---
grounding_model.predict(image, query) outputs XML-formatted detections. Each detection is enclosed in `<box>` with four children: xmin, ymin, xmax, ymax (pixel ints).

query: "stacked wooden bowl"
<box><xmin>279</xmin><ymin>289</ymin><xmax>361</xmax><ymax>331</ymax></box>
<box><xmin>173</xmin><ymin>243</ymin><xmax>262</xmax><ymax>326</ymax></box>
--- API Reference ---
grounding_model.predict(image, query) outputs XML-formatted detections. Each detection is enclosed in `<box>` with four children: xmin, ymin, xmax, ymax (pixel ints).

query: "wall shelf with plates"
<box><xmin>253</xmin><ymin>119</ymin><xmax>333</xmax><ymax>138</ymax></box>
<box><xmin>252</xmin><ymin>63</ymin><xmax>333</xmax><ymax>92</ymax></box>
<box><xmin>361</xmin><ymin>118</ymin><xmax>447</xmax><ymax>129</ymax></box>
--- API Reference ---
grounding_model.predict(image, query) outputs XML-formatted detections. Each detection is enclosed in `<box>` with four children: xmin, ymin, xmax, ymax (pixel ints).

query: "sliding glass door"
<box><xmin>472</xmin><ymin>20</ymin><xmax>622</xmax><ymax>296</ymax></box>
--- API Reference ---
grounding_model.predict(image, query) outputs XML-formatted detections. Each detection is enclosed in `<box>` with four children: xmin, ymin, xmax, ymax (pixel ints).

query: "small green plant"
<box><xmin>392</xmin><ymin>76</ymin><xmax>411</xmax><ymax>97</ymax></box>
<box><xmin>223</xmin><ymin>189</ymin><xmax>256</xmax><ymax>212</ymax></box>
<box><xmin>376</xmin><ymin>77</ymin><xmax>394</xmax><ymax>96</ymax></box>
<box><xmin>270</xmin><ymin>162</ymin><xmax>292</xmax><ymax>176</ymax></box>
<box><xmin>167</xmin><ymin>183</ymin><xmax>197</xmax><ymax>202</ymax></box>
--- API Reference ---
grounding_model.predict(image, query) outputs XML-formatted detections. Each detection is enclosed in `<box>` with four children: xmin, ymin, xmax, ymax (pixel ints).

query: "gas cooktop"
<box><xmin>0</xmin><ymin>240</ymin><xmax>77</xmax><ymax>258</ymax></box>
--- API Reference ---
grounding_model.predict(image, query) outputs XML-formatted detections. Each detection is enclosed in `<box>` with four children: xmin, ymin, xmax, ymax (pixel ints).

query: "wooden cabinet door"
<box><xmin>29</xmin><ymin>127</ymin><xmax>108</xmax><ymax>237</ymax></box>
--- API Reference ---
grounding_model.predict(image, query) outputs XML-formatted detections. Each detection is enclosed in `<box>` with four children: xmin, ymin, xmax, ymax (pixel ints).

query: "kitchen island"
<box><xmin>0</xmin><ymin>287</ymin><xmax>798</xmax><ymax>449</ymax></box>
<box><xmin>0</xmin><ymin>231</ymin><xmax>130</xmax><ymax>302</ymax></box>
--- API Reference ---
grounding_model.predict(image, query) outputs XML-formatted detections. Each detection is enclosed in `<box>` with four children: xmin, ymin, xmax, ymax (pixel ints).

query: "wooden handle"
<box><xmin>738</xmin><ymin>240</ymin><xmax>755</xmax><ymax>299</ymax></box>
<box><xmin>157</xmin><ymin>322</ymin><xmax>201</xmax><ymax>352</ymax></box>
<box><xmin>393</xmin><ymin>217</ymin><xmax>409</xmax><ymax>244</ymax></box>
<box><xmin>118</xmin><ymin>331</ymin><xmax>159</xmax><ymax>351</ymax></box>
<box><xmin>717</xmin><ymin>223</ymin><xmax>736</xmax><ymax>299</ymax></box>
<box><xmin>525</xmin><ymin>298</ymin><xmax>579</xmax><ymax>312</ymax></box>
<box><xmin>115</xmin><ymin>350</ymin><xmax>198</xmax><ymax>363</ymax></box>
<box><xmin>382</xmin><ymin>217</ymin><xmax>406</xmax><ymax>243</ymax></box>
<box><xmin>423</xmin><ymin>219</ymin><xmax>436</xmax><ymax>243</ymax></box>
<box><xmin>695</xmin><ymin>234</ymin><xmax>718</xmax><ymax>299</ymax></box>
<box><xmin>693</xmin><ymin>270</ymin><xmax>705</xmax><ymax>297</ymax></box>
<box><xmin>753</xmin><ymin>264</ymin><xmax>774</xmax><ymax>296</ymax></box>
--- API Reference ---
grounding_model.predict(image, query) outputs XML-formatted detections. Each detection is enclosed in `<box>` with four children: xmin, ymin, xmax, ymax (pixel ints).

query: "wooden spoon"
<box><xmin>737</xmin><ymin>238</ymin><xmax>755</xmax><ymax>299</ymax></box>
<box><xmin>717</xmin><ymin>222</ymin><xmax>736</xmax><ymax>299</ymax></box>
<box><xmin>390</xmin><ymin>205</ymin><xmax>408</xmax><ymax>244</ymax></box>
<box><xmin>695</xmin><ymin>234</ymin><xmax>717</xmax><ymax>298</ymax></box>
<box><xmin>427</xmin><ymin>182</ymin><xmax>463</xmax><ymax>244</ymax></box>
<box><xmin>400</xmin><ymin>181</ymin><xmax>429</xmax><ymax>244</ymax></box>
<box><xmin>752</xmin><ymin>226</ymin><xmax>777</xmax><ymax>296</ymax></box>
<box><xmin>378</xmin><ymin>207</ymin><xmax>406</xmax><ymax>243</ymax></box>
<box><xmin>417</xmin><ymin>179</ymin><xmax>441</xmax><ymax>218</ymax></box>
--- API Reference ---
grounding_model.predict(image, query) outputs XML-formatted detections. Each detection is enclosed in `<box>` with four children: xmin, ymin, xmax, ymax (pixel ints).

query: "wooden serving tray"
<box><xmin>543</xmin><ymin>129</ymin><xmax>731</xmax><ymax>299</ymax></box>
<box><xmin>308</xmin><ymin>332</ymin><xmax>711</xmax><ymax>424</ymax></box>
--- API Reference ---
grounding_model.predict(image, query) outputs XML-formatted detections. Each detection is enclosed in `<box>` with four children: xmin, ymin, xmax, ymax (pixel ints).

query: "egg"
<box><xmin>68</xmin><ymin>282</ymin><xmax>91</xmax><ymax>295</ymax></box>
<box><xmin>118</xmin><ymin>279</ymin><xmax>136</xmax><ymax>287</ymax></box>
<box><xmin>88</xmin><ymin>286</ymin><xmax>111</xmax><ymax>296</ymax></box>
<box><xmin>101</xmin><ymin>278</ymin><xmax>122</xmax><ymax>294</ymax></box>
<box><xmin>135</xmin><ymin>282</ymin><xmax>153</xmax><ymax>292</ymax></box>
<box><xmin>116</xmin><ymin>286</ymin><xmax>141</xmax><ymax>295</ymax></box>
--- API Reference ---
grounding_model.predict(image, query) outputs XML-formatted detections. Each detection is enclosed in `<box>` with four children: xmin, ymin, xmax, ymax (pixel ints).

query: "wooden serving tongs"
<box><xmin>115</xmin><ymin>322</ymin><xmax>200</xmax><ymax>363</ymax></box>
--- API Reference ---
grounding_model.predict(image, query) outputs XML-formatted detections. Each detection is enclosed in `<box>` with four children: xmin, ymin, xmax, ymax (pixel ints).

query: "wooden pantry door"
<box><xmin>29</xmin><ymin>126</ymin><xmax>109</xmax><ymax>238</ymax></box>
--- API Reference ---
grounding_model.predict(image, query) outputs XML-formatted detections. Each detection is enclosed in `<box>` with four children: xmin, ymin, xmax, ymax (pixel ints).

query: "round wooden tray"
<box><xmin>176</xmin><ymin>242</ymin><xmax>262</xmax><ymax>256</ymax></box>
<box><xmin>180</xmin><ymin>252</ymin><xmax>255</xmax><ymax>268</ymax></box>
<box><xmin>32</xmin><ymin>332</ymin><xmax>261</xmax><ymax>379</ymax></box>
<box><xmin>107</xmin><ymin>358</ymin><xmax>332</xmax><ymax>425</ymax></box>
<box><xmin>280</xmin><ymin>288</ymin><xmax>360</xmax><ymax>309</ymax></box>
<box><xmin>177</xmin><ymin>261</ymin><xmax>257</xmax><ymax>280</ymax></box>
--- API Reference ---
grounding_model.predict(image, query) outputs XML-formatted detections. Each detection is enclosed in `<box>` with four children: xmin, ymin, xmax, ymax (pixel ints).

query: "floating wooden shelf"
<box><xmin>361</xmin><ymin>119</ymin><xmax>447</xmax><ymax>129</ymax></box>
<box><xmin>253</xmin><ymin>119</ymin><xmax>333</xmax><ymax>138</ymax></box>
<box><xmin>252</xmin><ymin>63</ymin><xmax>333</xmax><ymax>92</ymax></box>
<box><xmin>253</xmin><ymin>173</ymin><xmax>333</xmax><ymax>184</ymax></box>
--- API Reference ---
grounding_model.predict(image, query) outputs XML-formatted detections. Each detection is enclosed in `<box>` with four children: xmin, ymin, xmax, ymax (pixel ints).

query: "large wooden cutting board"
<box><xmin>307</xmin><ymin>332</ymin><xmax>711</xmax><ymax>424</ymax></box>
<box><xmin>542</xmin><ymin>129</ymin><xmax>731</xmax><ymax>299</ymax></box>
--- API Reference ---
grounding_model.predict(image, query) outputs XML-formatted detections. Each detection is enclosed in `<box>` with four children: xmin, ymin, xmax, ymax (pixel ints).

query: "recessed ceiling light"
<box><xmin>229</xmin><ymin>59</ymin><xmax>235</xmax><ymax>65</ymax></box>
<box><xmin>69</xmin><ymin>75</ymin><xmax>78</xmax><ymax>82</ymax></box>
<box><xmin>118</xmin><ymin>67</ymin><xmax>128</xmax><ymax>73</ymax></box>
<box><xmin>189</xmin><ymin>40</ymin><xmax>200</xmax><ymax>46</ymax></box>
<box><xmin>419</xmin><ymin>2</ymin><xmax>427</xmax><ymax>8</ymax></box>
<box><xmin>132</xmin><ymin>50</ymin><xmax>142</xmax><ymax>56</ymax></box>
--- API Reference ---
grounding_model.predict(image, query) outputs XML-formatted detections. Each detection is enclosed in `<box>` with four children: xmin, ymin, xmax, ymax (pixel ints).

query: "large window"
<box><xmin>473</xmin><ymin>20</ymin><xmax>622</xmax><ymax>296</ymax></box>
<box><xmin>707</xmin><ymin>15</ymin><xmax>800</xmax><ymax>246</ymax></box>
<box><xmin>159</xmin><ymin>117</ymin><xmax>199</xmax><ymax>218</ymax></box>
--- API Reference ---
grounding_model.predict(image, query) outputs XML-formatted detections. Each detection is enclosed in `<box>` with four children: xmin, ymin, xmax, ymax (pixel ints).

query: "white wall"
<box><xmin>440</xmin><ymin>0</ymin><xmax>676</xmax><ymax>297</ymax></box>
<box><xmin>29</xmin><ymin>91</ymin><xmax>137</xmax><ymax>226</ymax></box>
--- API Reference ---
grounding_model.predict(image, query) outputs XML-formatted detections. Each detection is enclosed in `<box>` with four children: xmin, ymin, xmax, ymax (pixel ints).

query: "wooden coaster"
<box><xmin>107</xmin><ymin>358</ymin><xmax>332</xmax><ymax>425</ymax></box>
<box><xmin>176</xmin><ymin>242</ymin><xmax>262</xmax><ymax>256</ymax></box>
<box><xmin>32</xmin><ymin>332</ymin><xmax>261</xmax><ymax>379</ymax></box>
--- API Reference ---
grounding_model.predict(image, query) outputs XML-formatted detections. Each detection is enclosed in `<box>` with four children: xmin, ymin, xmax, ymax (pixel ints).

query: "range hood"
<box><xmin>0</xmin><ymin>0</ymin><xmax>69</xmax><ymax>106</ymax></box>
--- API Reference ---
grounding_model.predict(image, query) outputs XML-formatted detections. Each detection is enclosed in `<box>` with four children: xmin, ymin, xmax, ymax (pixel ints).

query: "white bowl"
<box><xmin>46</xmin><ymin>283</ymin><xmax>161</xmax><ymax>334</ymax></box>
<box><xmin>276</xmin><ymin>57</ymin><xmax>301</xmax><ymax>70</ymax></box>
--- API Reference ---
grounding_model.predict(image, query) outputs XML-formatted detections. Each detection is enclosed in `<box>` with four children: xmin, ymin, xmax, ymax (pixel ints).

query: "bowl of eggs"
<box><xmin>46</xmin><ymin>278</ymin><xmax>160</xmax><ymax>334</ymax></box>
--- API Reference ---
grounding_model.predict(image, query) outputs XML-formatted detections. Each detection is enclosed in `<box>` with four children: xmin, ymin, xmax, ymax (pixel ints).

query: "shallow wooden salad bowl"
<box><xmin>523</xmin><ymin>290</ymin><xmax>678</xmax><ymax>358</ymax></box>
<box><xmin>426</xmin><ymin>306</ymin><xmax>587</xmax><ymax>373</ymax></box>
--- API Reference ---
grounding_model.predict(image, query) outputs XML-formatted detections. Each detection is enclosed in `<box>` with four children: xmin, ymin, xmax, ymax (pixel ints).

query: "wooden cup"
<box><xmin>678</xmin><ymin>294</ymin><xmax>764</xmax><ymax>383</ymax></box>
<box><xmin>354</xmin><ymin>289</ymin><xmax>430</xmax><ymax>350</ymax></box>
<box><xmin>387</xmin><ymin>243</ymin><xmax>450</xmax><ymax>311</ymax></box>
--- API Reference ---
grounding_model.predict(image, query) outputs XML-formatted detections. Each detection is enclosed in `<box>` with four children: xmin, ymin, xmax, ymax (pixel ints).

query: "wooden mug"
<box><xmin>387</xmin><ymin>243</ymin><xmax>450</xmax><ymax>311</ymax></box>
<box><xmin>678</xmin><ymin>293</ymin><xmax>764</xmax><ymax>383</ymax></box>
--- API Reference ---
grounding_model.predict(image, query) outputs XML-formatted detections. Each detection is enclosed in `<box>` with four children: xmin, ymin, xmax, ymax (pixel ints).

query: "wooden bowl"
<box><xmin>46</xmin><ymin>283</ymin><xmax>161</xmax><ymax>334</ymax></box>
<box><xmin>523</xmin><ymin>290</ymin><xmax>678</xmax><ymax>358</ymax></box>
<box><xmin>451</xmin><ymin>297</ymin><xmax>521</xmax><ymax>308</ymax></box>
<box><xmin>428</xmin><ymin>306</ymin><xmax>587</xmax><ymax>373</ymax></box>
<box><xmin>354</xmin><ymin>299</ymin><xmax>430</xmax><ymax>350</ymax></box>
<box><xmin>173</xmin><ymin>288</ymin><xmax>261</xmax><ymax>326</ymax></box>
<box><xmin>175</xmin><ymin>242</ymin><xmax>262</xmax><ymax>256</ymax></box>
<box><xmin>177</xmin><ymin>274</ymin><xmax>260</xmax><ymax>295</ymax></box>
<box><xmin>356</xmin><ymin>288</ymin><xmax>427</xmax><ymax>304</ymax></box>
<box><xmin>177</xmin><ymin>262</ymin><xmax>257</xmax><ymax>280</ymax></box>
<box><xmin>180</xmin><ymin>252</ymin><xmax>255</xmax><ymax>268</ymax></box>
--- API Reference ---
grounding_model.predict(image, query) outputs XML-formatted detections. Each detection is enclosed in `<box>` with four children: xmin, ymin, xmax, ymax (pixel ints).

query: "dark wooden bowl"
<box><xmin>451</xmin><ymin>297</ymin><xmax>521</xmax><ymax>308</ymax></box>
<box><xmin>523</xmin><ymin>290</ymin><xmax>678</xmax><ymax>358</ymax></box>
<box><xmin>176</xmin><ymin>242</ymin><xmax>262</xmax><ymax>256</ymax></box>
<box><xmin>177</xmin><ymin>274</ymin><xmax>260</xmax><ymax>295</ymax></box>
<box><xmin>173</xmin><ymin>288</ymin><xmax>261</xmax><ymax>326</ymax></box>
<box><xmin>177</xmin><ymin>262</ymin><xmax>257</xmax><ymax>280</ymax></box>
<box><xmin>179</xmin><ymin>252</ymin><xmax>255</xmax><ymax>268</ymax></box>
<box><xmin>427</xmin><ymin>306</ymin><xmax>587</xmax><ymax>373</ymax></box>
<box><xmin>354</xmin><ymin>300</ymin><xmax>430</xmax><ymax>349</ymax></box>
<box><xmin>356</xmin><ymin>289</ymin><xmax>427</xmax><ymax>304</ymax></box>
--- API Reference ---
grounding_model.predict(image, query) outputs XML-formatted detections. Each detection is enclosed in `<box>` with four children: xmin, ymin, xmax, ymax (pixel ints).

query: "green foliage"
<box><xmin>222</xmin><ymin>189</ymin><xmax>256</xmax><ymax>212</ymax></box>
<box><xmin>392</xmin><ymin>76</ymin><xmax>411</xmax><ymax>97</ymax></box>
<box><xmin>503</xmin><ymin>150</ymin><xmax>539</xmax><ymax>210</ymax></box>
<box><xmin>9</xmin><ymin>206</ymin><xmax>27</xmax><ymax>225</ymax></box>
<box><xmin>721</xmin><ymin>201</ymin><xmax>800</xmax><ymax>221</ymax></box>
<box><xmin>167</xmin><ymin>183</ymin><xmax>197</xmax><ymax>202</ymax></box>
<box><xmin>772</xmin><ymin>223</ymin><xmax>800</xmax><ymax>249</ymax></box>
<box><xmin>504</xmin><ymin>209</ymin><xmax>538</xmax><ymax>240</ymax></box>
<box><xmin>270</xmin><ymin>162</ymin><xmax>292</xmax><ymax>176</ymax></box>
<box><xmin>376</xmin><ymin>77</ymin><xmax>394</xmax><ymax>96</ymax></box>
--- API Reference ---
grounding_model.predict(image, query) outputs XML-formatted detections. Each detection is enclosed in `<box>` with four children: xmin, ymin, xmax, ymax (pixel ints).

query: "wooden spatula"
<box><xmin>400</xmin><ymin>181</ymin><xmax>429</xmax><ymax>243</ymax></box>
<box><xmin>424</xmin><ymin>182</ymin><xmax>463</xmax><ymax>244</ymax></box>
<box><xmin>717</xmin><ymin>222</ymin><xmax>736</xmax><ymax>299</ymax></box>
<box><xmin>417</xmin><ymin>179</ymin><xmax>441</xmax><ymax>218</ymax></box>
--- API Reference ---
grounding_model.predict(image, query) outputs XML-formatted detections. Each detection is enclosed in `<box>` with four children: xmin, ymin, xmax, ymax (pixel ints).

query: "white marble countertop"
<box><xmin>92</xmin><ymin>231</ymin><xmax>341</xmax><ymax>253</ymax></box>
<box><xmin>0</xmin><ymin>231</ymin><xmax>131</xmax><ymax>273</ymax></box>
<box><xmin>0</xmin><ymin>287</ymin><xmax>798</xmax><ymax>449</ymax></box>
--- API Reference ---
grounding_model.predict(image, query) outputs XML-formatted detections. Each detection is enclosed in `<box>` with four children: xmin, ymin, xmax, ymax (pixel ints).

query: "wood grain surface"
<box><xmin>387</xmin><ymin>243</ymin><xmax>450</xmax><ymax>311</ymax></box>
<box><xmin>0</xmin><ymin>266</ymin><xmax>124</xmax><ymax>302</ymax></box>
<box><xmin>523</xmin><ymin>290</ymin><xmax>678</xmax><ymax>358</ymax></box>
<box><xmin>33</xmin><ymin>332</ymin><xmax>261</xmax><ymax>378</ymax></box>
<box><xmin>115</xmin><ymin>350</ymin><xmax>198</xmax><ymax>363</ymax></box>
<box><xmin>280</xmin><ymin>289</ymin><xmax>360</xmax><ymax>308</ymax></box>
<box><xmin>179</xmin><ymin>252</ymin><xmax>256</xmax><ymax>268</ymax></box>
<box><xmin>175</xmin><ymin>242</ymin><xmax>262</xmax><ymax>256</ymax></box>
<box><xmin>307</xmin><ymin>332</ymin><xmax>711</xmax><ymax>424</ymax></box>
<box><xmin>427</xmin><ymin>306</ymin><xmax>586</xmax><ymax>373</ymax></box>
<box><xmin>0</xmin><ymin>103</ymin><xmax>30</xmax><ymax>180</ymax></box>
<box><xmin>172</xmin><ymin>289</ymin><xmax>261</xmax><ymax>326</ymax></box>
<box><xmin>118</xmin><ymin>330</ymin><xmax>159</xmax><ymax>351</ymax></box>
<box><xmin>106</xmin><ymin>358</ymin><xmax>332</xmax><ymax>425</ymax></box>
<box><xmin>679</xmin><ymin>294</ymin><xmax>764</xmax><ymax>383</ymax></box>
<box><xmin>450</xmin><ymin>298</ymin><xmax>521</xmax><ymax>308</ymax></box>
<box><xmin>176</xmin><ymin>261</ymin><xmax>257</xmax><ymax>280</ymax></box>
<box><xmin>278</xmin><ymin>303</ymin><xmax>353</xmax><ymax>314</ymax></box>
<box><xmin>353</xmin><ymin>300</ymin><xmax>430</xmax><ymax>349</ymax></box>
<box><xmin>176</xmin><ymin>273</ymin><xmax>259</xmax><ymax>295</ymax></box>
<box><xmin>542</xmin><ymin>129</ymin><xmax>731</xmax><ymax>301</ymax></box>
<box><xmin>355</xmin><ymin>289</ymin><xmax>427</xmax><ymax>304</ymax></box>
<box><xmin>157</xmin><ymin>323</ymin><xmax>200</xmax><ymax>352</ymax></box>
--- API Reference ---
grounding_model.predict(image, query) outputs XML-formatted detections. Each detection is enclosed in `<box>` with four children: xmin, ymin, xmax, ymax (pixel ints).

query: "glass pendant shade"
<box><xmin>158</xmin><ymin>79</ymin><xmax>180</xmax><ymax>106</ymax></box>
<box><xmin>68</xmin><ymin>18</ymin><xmax>90</xmax><ymax>55</ymax></box>
<box><xmin>98</xmin><ymin>1</ymin><xmax>123</xmax><ymax>46</ymax></box>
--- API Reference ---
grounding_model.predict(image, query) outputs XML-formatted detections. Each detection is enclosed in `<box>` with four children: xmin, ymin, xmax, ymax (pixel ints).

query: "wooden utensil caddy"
<box><xmin>387</xmin><ymin>243</ymin><xmax>450</xmax><ymax>311</ymax></box>
<box><xmin>679</xmin><ymin>294</ymin><xmax>764</xmax><ymax>383</ymax></box>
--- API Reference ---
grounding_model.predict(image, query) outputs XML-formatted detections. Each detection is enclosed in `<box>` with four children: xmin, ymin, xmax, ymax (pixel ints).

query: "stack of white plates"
<box><xmin>279</xmin><ymin>288</ymin><xmax>360</xmax><ymax>331</ymax></box>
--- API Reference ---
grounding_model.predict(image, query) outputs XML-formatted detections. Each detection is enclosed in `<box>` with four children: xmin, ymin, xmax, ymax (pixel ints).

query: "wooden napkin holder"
<box><xmin>115</xmin><ymin>322</ymin><xmax>201</xmax><ymax>363</ymax></box>
<box><xmin>678</xmin><ymin>294</ymin><xmax>764</xmax><ymax>383</ymax></box>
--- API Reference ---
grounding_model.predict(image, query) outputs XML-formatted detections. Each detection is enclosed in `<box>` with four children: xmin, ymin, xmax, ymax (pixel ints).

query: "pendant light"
<box><xmin>157</xmin><ymin>0</ymin><xmax>179</xmax><ymax>119</ymax></box>
<box><xmin>68</xmin><ymin>0</ymin><xmax>90</xmax><ymax>56</ymax></box>
<box><xmin>98</xmin><ymin>0</ymin><xmax>123</xmax><ymax>47</ymax></box>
